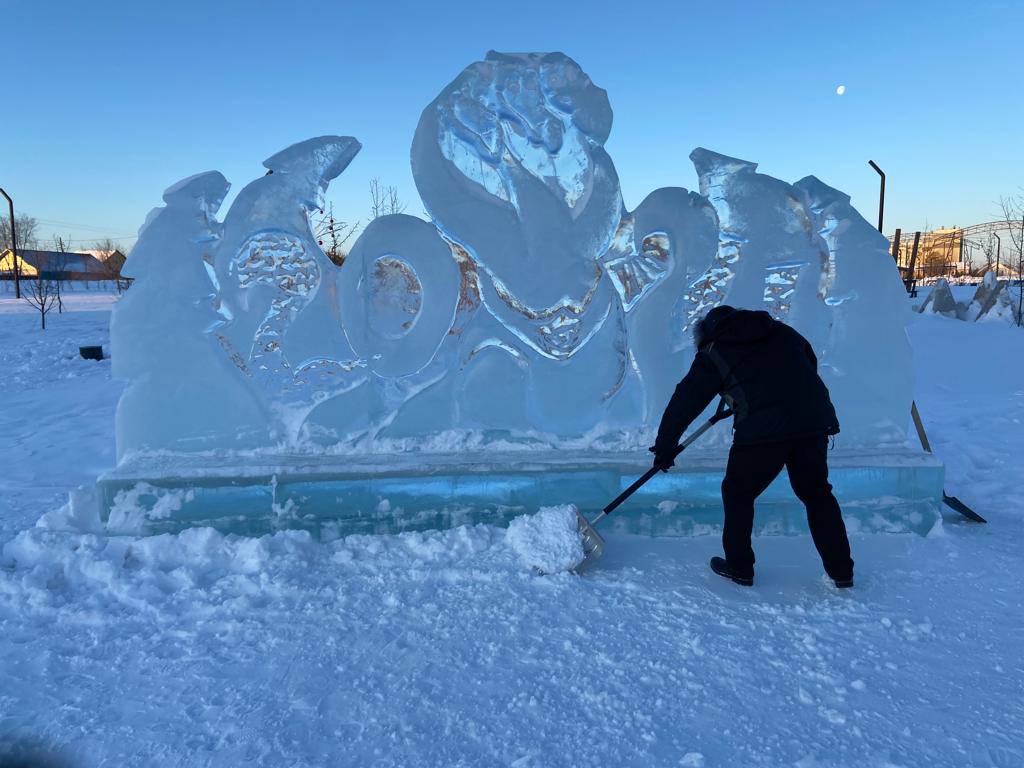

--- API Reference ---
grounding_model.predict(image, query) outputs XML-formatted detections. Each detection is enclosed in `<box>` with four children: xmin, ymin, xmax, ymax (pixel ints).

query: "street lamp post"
<box><xmin>1017</xmin><ymin>216</ymin><xmax>1024</xmax><ymax>326</ymax></box>
<box><xmin>994</xmin><ymin>232</ymin><xmax>1001</xmax><ymax>277</ymax></box>
<box><xmin>0</xmin><ymin>187</ymin><xmax>20</xmax><ymax>299</ymax></box>
<box><xmin>868</xmin><ymin>160</ymin><xmax>885</xmax><ymax>233</ymax></box>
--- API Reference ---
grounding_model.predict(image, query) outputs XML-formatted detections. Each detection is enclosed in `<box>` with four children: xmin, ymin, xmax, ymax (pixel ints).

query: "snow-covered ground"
<box><xmin>1</xmin><ymin>293</ymin><xmax>1022</xmax><ymax>767</ymax></box>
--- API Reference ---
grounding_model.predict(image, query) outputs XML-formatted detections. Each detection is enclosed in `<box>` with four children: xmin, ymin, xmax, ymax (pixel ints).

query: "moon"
<box><xmin>836</xmin><ymin>85</ymin><xmax>846</xmax><ymax>96</ymax></box>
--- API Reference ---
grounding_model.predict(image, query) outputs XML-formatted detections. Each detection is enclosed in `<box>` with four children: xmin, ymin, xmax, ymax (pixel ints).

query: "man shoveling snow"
<box><xmin>651</xmin><ymin>306</ymin><xmax>855</xmax><ymax>588</ymax></box>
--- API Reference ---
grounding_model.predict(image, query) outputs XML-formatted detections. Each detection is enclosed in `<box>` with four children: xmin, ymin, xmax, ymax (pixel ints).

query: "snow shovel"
<box><xmin>575</xmin><ymin>400</ymin><xmax>734</xmax><ymax>569</ymax></box>
<box><xmin>910</xmin><ymin>402</ymin><xmax>986</xmax><ymax>523</ymax></box>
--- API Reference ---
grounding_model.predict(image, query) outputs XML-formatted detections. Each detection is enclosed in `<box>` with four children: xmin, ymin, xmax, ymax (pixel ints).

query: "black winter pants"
<box><xmin>721</xmin><ymin>435</ymin><xmax>854</xmax><ymax>580</ymax></box>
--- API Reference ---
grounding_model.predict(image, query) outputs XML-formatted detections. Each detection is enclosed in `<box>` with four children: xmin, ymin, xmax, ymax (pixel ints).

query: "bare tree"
<box><xmin>93</xmin><ymin>237</ymin><xmax>116</xmax><ymax>265</ymax></box>
<box><xmin>976</xmin><ymin>235</ymin><xmax>998</xmax><ymax>277</ymax></box>
<box><xmin>1</xmin><ymin>212</ymin><xmax>38</xmax><ymax>293</ymax></box>
<box><xmin>0</xmin><ymin>212</ymin><xmax>38</xmax><ymax>252</ymax></box>
<box><xmin>92</xmin><ymin>237</ymin><xmax>129</xmax><ymax>293</ymax></box>
<box><xmin>998</xmin><ymin>193</ymin><xmax>1024</xmax><ymax>326</ymax></box>
<box><xmin>49</xmin><ymin>236</ymin><xmax>73</xmax><ymax>314</ymax></box>
<box><xmin>311</xmin><ymin>203</ymin><xmax>359</xmax><ymax>266</ymax></box>
<box><xmin>369</xmin><ymin>178</ymin><xmax>406</xmax><ymax>219</ymax></box>
<box><xmin>24</xmin><ymin>274</ymin><xmax>59</xmax><ymax>329</ymax></box>
<box><xmin>22</xmin><ymin>236</ymin><xmax>64</xmax><ymax>330</ymax></box>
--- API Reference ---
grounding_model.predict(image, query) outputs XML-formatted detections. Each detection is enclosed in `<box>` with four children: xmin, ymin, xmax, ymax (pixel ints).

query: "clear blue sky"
<box><xmin>3</xmin><ymin>0</ymin><xmax>1021</xmax><ymax>250</ymax></box>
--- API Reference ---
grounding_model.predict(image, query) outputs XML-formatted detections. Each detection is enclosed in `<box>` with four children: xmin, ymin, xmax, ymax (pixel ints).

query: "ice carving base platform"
<box><xmin>95</xmin><ymin>449</ymin><xmax>944</xmax><ymax>538</ymax></box>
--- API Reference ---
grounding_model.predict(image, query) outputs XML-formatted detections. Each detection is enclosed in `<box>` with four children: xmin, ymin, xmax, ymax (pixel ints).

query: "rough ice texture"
<box><xmin>968</xmin><ymin>272</ymin><xmax>1017</xmax><ymax>323</ymax></box>
<box><xmin>111</xmin><ymin>172</ymin><xmax>270</xmax><ymax>457</ymax></box>
<box><xmin>505</xmin><ymin>505</ymin><xmax>584</xmax><ymax>573</ymax></box>
<box><xmin>111</xmin><ymin>51</ymin><xmax>914</xmax><ymax>461</ymax></box>
<box><xmin>917</xmin><ymin>272</ymin><xmax>1018</xmax><ymax>325</ymax></box>
<box><xmin>918</xmin><ymin>278</ymin><xmax>963</xmax><ymax>319</ymax></box>
<box><xmin>794</xmin><ymin>176</ymin><xmax>913</xmax><ymax>445</ymax></box>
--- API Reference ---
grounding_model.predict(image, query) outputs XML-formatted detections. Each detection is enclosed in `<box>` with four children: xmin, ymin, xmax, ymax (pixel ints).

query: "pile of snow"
<box><xmin>505</xmin><ymin>505</ymin><xmax>585</xmax><ymax>573</ymax></box>
<box><xmin>917</xmin><ymin>274</ymin><xmax>986</xmax><ymax>287</ymax></box>
<box><xmin>918</xmin><ymin>272</ymin><xmax>1019</xmax><ymax>324</ymax></box>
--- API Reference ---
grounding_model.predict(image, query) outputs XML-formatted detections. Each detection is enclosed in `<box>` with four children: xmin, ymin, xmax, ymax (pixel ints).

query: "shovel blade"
<box><xmin>573</xmin><ymin>509</ymin><xmax>605</xmax><ymax>571</ymax></box>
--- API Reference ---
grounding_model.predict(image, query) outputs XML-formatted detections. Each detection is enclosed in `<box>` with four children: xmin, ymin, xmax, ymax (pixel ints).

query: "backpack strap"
<box><xmin>703</xmin><ymin>341</ymin><xmax>748</xmax><ymax>422</ymax></box>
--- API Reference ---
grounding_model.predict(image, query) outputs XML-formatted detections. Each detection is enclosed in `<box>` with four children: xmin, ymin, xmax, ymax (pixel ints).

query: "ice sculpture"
<box><xmin>307</xmin><ymin>51</ymin><xmax>721</xmax><ymax>441</ymax></box>
<box><xmin>623</xmin><ymin>187</ymin><xmax>719</xmax><ymax>423</ymax></box>
<box><xmin>309</xmin><ymin>213</ymin><xmax>467</xmax><ymax>439</ymax></box>
<box><xmin>210</xmin><ymin>136</ymin><xmax>365</xmax><ymax>443</ymax></box>
<box><xmin>915</xmin><ymin>272</ymin><xmax>1016</xmax><ymax>324</ymax></box>
<box><xmin>795</xmin><ymin>177</ymin><xmax>913</xmax><ymax>444</ymax></box>
<box><xmin>408</xmin><ymin>52</ymin><xmax>633</xmax><ymax>435</ymax></box>
<box><xmin>112</xmin><ymin>172</ymin><xmax>269</xmax><ymax>456</ymax></box>
<box><xmin>690</xmin><ymin>149</ymin><xmax>832</xmax><ymax>352</ymax></box>
<box><xmin>967</xmin><ymin>271</ymin><xmax>1016</xmax><ymax>323</ymax></box>
<box><xmin>110</xmin><ymin>51</ymin><xmax>915</xmax><ymax>464</ymax></box>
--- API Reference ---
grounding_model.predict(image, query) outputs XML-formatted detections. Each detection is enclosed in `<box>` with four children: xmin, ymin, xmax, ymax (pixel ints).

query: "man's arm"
<box><xmin>654</xmin><ymin>352</ymin><xmax>723</xmax><ymax>456</ymax></box>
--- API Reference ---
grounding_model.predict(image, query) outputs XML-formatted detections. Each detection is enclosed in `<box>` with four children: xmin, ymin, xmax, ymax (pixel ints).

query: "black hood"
<box><xmin>696</xmin><ymin>306</ymin><xmax>776</xmax><ymax>349</ymax></box>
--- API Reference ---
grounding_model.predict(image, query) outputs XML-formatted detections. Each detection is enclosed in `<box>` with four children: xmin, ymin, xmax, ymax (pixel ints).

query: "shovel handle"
<box><xmin>599</xmin><ymin>401</ymin><xmax>734</xmax><ymax>518</ymax></box>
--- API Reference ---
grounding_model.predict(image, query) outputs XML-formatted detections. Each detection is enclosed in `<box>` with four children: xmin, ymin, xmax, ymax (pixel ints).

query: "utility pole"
<box><xmin>0</xmin><ymin>187</ymin><xmax>20</xmax><ymax>298</ymax></box>
<box><xmin>994</xmin><ymin>232</ymin><xmax>1001</xmax><ymax>276</ymax></box>
<box><xmin>907</xmin><ymin>232</ymin><xmax>921</xmax><ymax>289</ymax></box>
<box><xmin>868</xmin><ymin>160</ymin><xmax>885</xmax><ymax>233</ymax></box>
<box><xmin>1018</xmin><ymin>215</ymin><xmax>1024</xmax><ymax>326</ymax></box>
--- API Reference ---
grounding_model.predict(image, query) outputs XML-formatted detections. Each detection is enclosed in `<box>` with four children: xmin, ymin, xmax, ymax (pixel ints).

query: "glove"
<box><xmin>648</xmin><ymin>444</ymin><xmax>676</xmax><ymax>473</ymax></box>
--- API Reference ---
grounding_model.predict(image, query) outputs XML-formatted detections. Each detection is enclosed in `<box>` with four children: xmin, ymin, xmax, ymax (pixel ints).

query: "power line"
<box><xmin>33</xmin><ymin>217</ymin><xmax>136</xmax><ymax>236</ymax></box>
<box><xmin>62</xmin><ymin>237</ymin><xmax>136</xmax><ymax>246</ymax></box>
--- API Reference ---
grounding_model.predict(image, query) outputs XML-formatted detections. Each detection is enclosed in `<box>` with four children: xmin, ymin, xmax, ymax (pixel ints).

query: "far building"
<box><xmin>79</xmin><ymin>248</ymin><xmax>128</xmax><ymax>275</ymax></box>
<box><xmin>890</xmin><ymin>227</ymin><xmax>965</xmax><ymax>281</ymax></box>
<box><xmin>888</xmin><ymin>220</ymin><xmax>1022</xmax><ymax>285</ymax></box>
<box><xmin>0</xmin><ymin>248</ymin><xmax>113</xmax><ymax>281</ymax></box>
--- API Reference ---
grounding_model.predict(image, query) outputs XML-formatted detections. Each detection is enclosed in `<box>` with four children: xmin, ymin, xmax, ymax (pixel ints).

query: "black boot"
<box><xmin>710</xmin><ymin>556</ymin><xmax>753</xmax><ymax>587</ymax></box>
<box><xmin>830</xmin><ymin>573</ymin><xmax>854</xmax><ymax>589</ymax></box>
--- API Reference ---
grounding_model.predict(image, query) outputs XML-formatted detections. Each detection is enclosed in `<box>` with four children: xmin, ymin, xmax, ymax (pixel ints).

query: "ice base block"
<box><xmin>93</xmin><ymin>447</ymin><xmax>945</xmax><ymax>538</ymax></box>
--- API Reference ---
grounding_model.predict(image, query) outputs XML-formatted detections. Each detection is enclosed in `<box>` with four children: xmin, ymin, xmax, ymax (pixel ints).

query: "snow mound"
<box><xmin>505</xmin><ymin>505</ymin><xmax>585</xmax><ymax>574</ymax></box>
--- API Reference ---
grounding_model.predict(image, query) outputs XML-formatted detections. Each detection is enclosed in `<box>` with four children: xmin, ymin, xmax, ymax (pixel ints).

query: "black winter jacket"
<box><xmin>655</xmin><ymin>307</ymin><xmax>840</xmax><ymax>452</ymax></box>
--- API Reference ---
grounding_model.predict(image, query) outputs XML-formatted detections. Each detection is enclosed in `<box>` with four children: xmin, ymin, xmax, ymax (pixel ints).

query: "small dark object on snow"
<box><xmin>710</xmin><ymin>556</ymin><xmax>753</xmax><ymax>586</ymax></box>
<box><xmin>79</xmin><ymin>346</ymin><xmax>104</xmax><ymax>361</ymax></box>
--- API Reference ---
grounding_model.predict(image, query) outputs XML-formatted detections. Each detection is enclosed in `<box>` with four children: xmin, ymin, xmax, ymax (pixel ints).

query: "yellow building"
<box><xmin>0</xmin><ymin>248</ymin><xmax>39</xmax><ymax>277</ymax></box>
<box><xmin>0</xmin><ymin>249</ymin><xmax>111</xmax><ymax>280</ymax></box>
<box><xmin>890</xmin><ymin>227</ymin><xmax>964</xmax><ymax>279</ymax></box>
